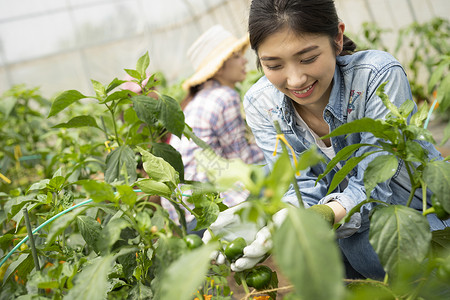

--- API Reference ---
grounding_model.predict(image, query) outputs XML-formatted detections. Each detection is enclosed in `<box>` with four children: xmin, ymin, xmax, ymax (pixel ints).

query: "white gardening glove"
<box><xmin>231</xmin><ymin>208</ymin><xmax>288</xmax><ymax>272</ymax></box>
<box><xmin>202</xmin><ymin>202</ymin><xmax>264</xmax><ymax>264</ymax></box>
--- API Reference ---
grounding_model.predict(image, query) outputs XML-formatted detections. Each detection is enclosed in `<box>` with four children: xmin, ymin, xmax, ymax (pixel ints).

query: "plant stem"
<box><xmin>273</xmin><ymin>120</ymin><xmax>304</xmax><ymax>207</ymax></box>
<box><xmin>106</xmin><ymin>102</ymin><xmax>121</xmax><ymax>147</ymax></box>
<box><xmin>238</xmin><ymin>272</ymin><xmax>250</xmax><ymax>295</ymax></box>
<box><xmin>420</xmin><ymin>180</ymin><xmax>427</xmax><ymax>213</ymax></box>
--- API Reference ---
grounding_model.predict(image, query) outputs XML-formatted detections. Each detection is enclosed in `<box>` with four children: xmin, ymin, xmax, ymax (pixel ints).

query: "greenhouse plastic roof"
<box><xmin>0</xmin><ymin>0</ymin><xmax>448</xmax><ymax>98</ymax></box>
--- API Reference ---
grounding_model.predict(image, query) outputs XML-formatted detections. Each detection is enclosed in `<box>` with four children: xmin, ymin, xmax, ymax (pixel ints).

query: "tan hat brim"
<box><xmin>182</xmin><ymin>34</ymin><xmax>249</xmax><ymax>91</ymax></box>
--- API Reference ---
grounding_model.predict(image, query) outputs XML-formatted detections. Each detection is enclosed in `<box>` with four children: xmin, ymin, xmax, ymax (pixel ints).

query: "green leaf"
<box><xmin>81</xmin><ymin>180</ymin><xmax>116</xmax><ymax>203</ymax></box>
<box><xmin>151</xmin><ymin>142</ymin><xmax>184</xmax><ymax>182</ymax></box>
<box><xmin>116</xmin><ymin>185</ymin><xmax>137</xmax><ymax>208</ymax></box>
<box><xmin>52</xmin><ymin>115</ymin><xmax>100</xmax><ymax>129</ymax></box>
<box><xmin>136</xmin><ymin>52</ymin><xmax>150</xmax><ymax>76</ymax></box>
<box><xmin>364</xmin><ymin>155</ymin><xmax>398</xmax><ymax>197</ymax></box>
<box><xmin>124</xmin><ymin>69</ymin><xmax>141</xmax><ymax>81</ymax></box>
<box><xmin>91</xmin><ymin>79</ymin><xmax>106</xmax><ymax>99</ymax></box>
<box><xmin>106</xmin><ymin>78</ymin><xmax>127</xmax><ymax>93</ymax></box>
<box><xmin>139</xmin><ymin>146</ymin><xmax>178</xmax><ymax>189</ymax></box>
<box><xmin>158</xmin><ymin>94</ymin><xmax>185</xmax><ymax>138</ymax></box>
<box><xmin>103</xmin><ymin>90</ymin><xmax>132</xmax><ymax>104</ymax></box>
<box><xmin>193</xmin><ymin>201</ymin><xmax>220</xmax><ymax>231</ymax></box>
<box><xmin>135</xmin><ymin>178</ymin><xmax>172</xmax><ymax>198</ymax></box>
<box><xmin>47</xmin><ymin>208</ymin><xmax>88</xmax><ymax>244</ymax></box>
<box><xmin>131</xmin><ymin>95</ymin><xmax>159</xmax><ymax>125</ymax></box>
<box><xmin>48</xmin><ymin>90</ymin><xmax>87</xmax><ymax>118</ymax></box>
<box><xmin>398</xmin><ymin>99</ymin><xmax>415</xmax><ymax>118</ymax></box>
<box><xmin>266</xmin><ymin>150</ymin><xmax>296</xmax><ymax>201</ymax></box>
<box><xmin>105</xmin><ymin>145</ymin><xmax>137</xmax><ymax>184</ymax></box>
<box><xmin>410</xmin><ymin>102</ymin><xmax>429</xmax><ymax>127</ymax></box>
<box><xmin>128</xmin><ymin>281</ymin><xmax>153</xmax><ymax>299</ymax></box>
<box><xmin>423</xmin><ymin>160</ymin><xmax>450</xmax><ymax>212</ymax></box>
<box><xmin>97</xmin><ymin>217</ymin><xmax>131</xmax><ymax>255</ymax></box>
<box><xmin>296</xmin><ymin>146</ymin><xmax>325</xmax><ymax>171</ymax></box>
<box><xmin>194</xmin><ymin>149</ymin><xmax>259</xmax><ymax>194</ymax></box>
<box><xmin>326</xmin><ymin>151</ymin><xmax>377</xmax><ymax>195</ymax></box>
<box><xmin>65</xmin><ymin>255</ymin><xmax>116</xmax><ymax>300</ymax></box>
<box><xmin>273</xmin><ymin>207</ymin><xmax>345</xmax><ymax>300</ymax></box>
<box><xmin>403</xmin><ymin>125</ymin><xmax>435</xmax><ymax>144</ymax></box>
<box><xmin>323</xmin><ymin>118</ymin><xmax>395</xmax><ymax>141</ymax></box>
<box><xmin>428</xmin><ymin>62</ymin><xmax>449</xmax><ymax>94</ymax></box>
<box><xmin>440</xmin><ymin>121</ymin><xmax>450</xmax><ymax>146</ymax></box>
<box><xmin>3</xmin><ymin>254</ymin><xmax>34</xmax><ymax>285</ymax></box>
<box><xmin>404</xmin><ymin>140</ymin><xmax>426</xmax><ymax>162</ymax></box>
<box><xmin>317</xmin><ymin>143</ymin><xmax>374</xmax><ymax>182</ymax></box>
<box><xmin>77</xmin><ymin>215</ymin><xmax>102</xmax><ymax>253</ymax></box>
<box><xmin>369</xmin><ymin>205</ymin><xmax>431</xmax><ymax>276</ymax></box>
<box><xmin>183</xmin><ymin>124</ymin><xmax>210</xmax><ymax>150</ymax></box>
<box><xmin>160</xmin><ymin>243</ymin><xmax>217</xmax><ymax>300</ymax></box>
<box><xmin>376</xmin><ymin>82</ymin><xmax>402</xmax><ymax>118</ymax></box>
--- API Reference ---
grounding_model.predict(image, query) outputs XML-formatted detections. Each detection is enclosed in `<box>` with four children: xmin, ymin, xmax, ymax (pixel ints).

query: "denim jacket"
<box><xmin>244</xmin><ymin>50</ymin><xmax>445</xmax><ymax>237</ymax></box>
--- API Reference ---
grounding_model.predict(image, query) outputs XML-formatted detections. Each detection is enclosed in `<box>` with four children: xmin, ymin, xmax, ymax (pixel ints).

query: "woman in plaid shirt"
<box><xmin>161</xmin><ymin>25</ymin><xmax>265</xmax><ymax>234</ymax></box>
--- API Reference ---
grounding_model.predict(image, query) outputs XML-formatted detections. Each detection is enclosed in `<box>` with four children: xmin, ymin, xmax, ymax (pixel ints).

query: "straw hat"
<box><xmin>182</xmin><ymin>25</ymin><xmax>250</xmax><ymax>91</ymax></box>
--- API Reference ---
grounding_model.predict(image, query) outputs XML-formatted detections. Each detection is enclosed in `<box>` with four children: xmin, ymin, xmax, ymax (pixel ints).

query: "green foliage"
<box><xmin>1</xmin><ymin>42</ymin><xmax>450</xmax><ymax>299</ymax></box>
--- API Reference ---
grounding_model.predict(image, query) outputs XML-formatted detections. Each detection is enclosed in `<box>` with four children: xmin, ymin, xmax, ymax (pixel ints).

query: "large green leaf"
<box><xmin>423</xmin><ymin>160</ymin><xmax>450</xmax><ymax>212</ymax></box>
<box><xmin>48</xmin><ymin>90</ymin><xmax>87</xmax><ymax>118</ymax></box>
<box><xmin>160</xmin><ymin>243</ymin><xmax>217</xmax><ymax>300</ymax></box>
<box><xmin>369</xmin><ymin>205</ymin><xmax>431</xmax><ymax>276</ymax></box>
<box><xmin>158</xmin><ymin>94</ymin><xmax>185</xmax><ymax>138</ymax></box>
<box><xmin>364</xmin><ymin>155</ymin><xmax>398</xmax><ymax>197</ymax></box>
<box><xmin>105</xmin><ymin>145</ymin><xmax>137</xmax><ymax>184</ymax></box>
<box><xmin>151</xmin><ymin>142</ymin><xmax>184</xmax><ymax>182</ymax></box>
<box><xmin>131</xmin><ymin>95</ymin><xmax>159</xmax><ymax>125</ymax></box>
<box><xmin>273</xmin><ymin>207</ymin><xmax>345</xmax><ymax>300</ymax></box>
<box><xmin>65</xmin><ymin>255</ymin><xmax>115</xmax><ymax>300</ymax></box>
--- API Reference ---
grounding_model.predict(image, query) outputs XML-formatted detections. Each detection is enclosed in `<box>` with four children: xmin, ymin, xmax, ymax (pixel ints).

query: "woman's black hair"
<box><xmin>249</xmin><ymin>0</ymin><xmax>357</xmax><ymax>68</ymax></box>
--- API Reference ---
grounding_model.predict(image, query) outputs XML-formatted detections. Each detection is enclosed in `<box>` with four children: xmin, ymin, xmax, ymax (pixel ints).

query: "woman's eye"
<box><xmin>301</xmin><ymin>55</ymin><xmax>318</xmax><ymax>64</ymax></box>
<box><xmin>265</xmin><ymin>65</ymin><xmax>281</xmax><ymax>70</ymax></box>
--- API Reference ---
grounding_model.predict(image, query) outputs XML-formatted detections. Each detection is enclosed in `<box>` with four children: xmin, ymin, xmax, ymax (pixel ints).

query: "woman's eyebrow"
<box><xmin>259</xmin><ymin>45</ymin><xmax>319</xmax><ymax>61</ymax></box>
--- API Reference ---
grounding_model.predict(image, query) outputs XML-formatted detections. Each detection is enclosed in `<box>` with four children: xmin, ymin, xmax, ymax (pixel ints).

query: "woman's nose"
<box><xmin>286</xmin><ymin>65</ymin><xmax>307</xmax><ymax>88</ymax></box>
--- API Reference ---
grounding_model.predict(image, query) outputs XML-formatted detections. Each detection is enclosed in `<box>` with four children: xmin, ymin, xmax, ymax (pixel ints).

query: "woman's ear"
<box><xmin>335</xmin><ymin>22</ymin><xmax>345</xmax><ymax>55</ymax></box>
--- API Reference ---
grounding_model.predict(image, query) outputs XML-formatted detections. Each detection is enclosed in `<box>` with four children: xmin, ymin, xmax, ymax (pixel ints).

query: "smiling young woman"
<box><xmin>203</xmin><ymin>0</ymin><xmax>449</xmax><ymax>280</ymax></box>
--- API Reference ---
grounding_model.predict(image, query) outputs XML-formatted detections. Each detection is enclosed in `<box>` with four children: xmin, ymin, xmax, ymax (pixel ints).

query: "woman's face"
<box><xmin>257</xmin><ymin>25</ymin><xmax>344</xmax><ymax>109</ymax></box>
<box><xmin>214</xmin><ymin>52</ymin><xmax>248</xmax><ymax>88</ymax></box>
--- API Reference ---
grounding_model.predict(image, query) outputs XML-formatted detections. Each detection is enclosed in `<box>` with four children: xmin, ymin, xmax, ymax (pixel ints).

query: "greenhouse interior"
<box><xmin>1</xmin><ymin>0</ymin><xmax>450</xmax><ymax>299</ymax></box>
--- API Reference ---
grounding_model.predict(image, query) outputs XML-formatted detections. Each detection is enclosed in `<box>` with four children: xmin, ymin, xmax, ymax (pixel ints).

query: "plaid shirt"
<box><xmin>161</xmin><ymin>80</ymin><xmax>265</xmax><ymax>224</ymax></box>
